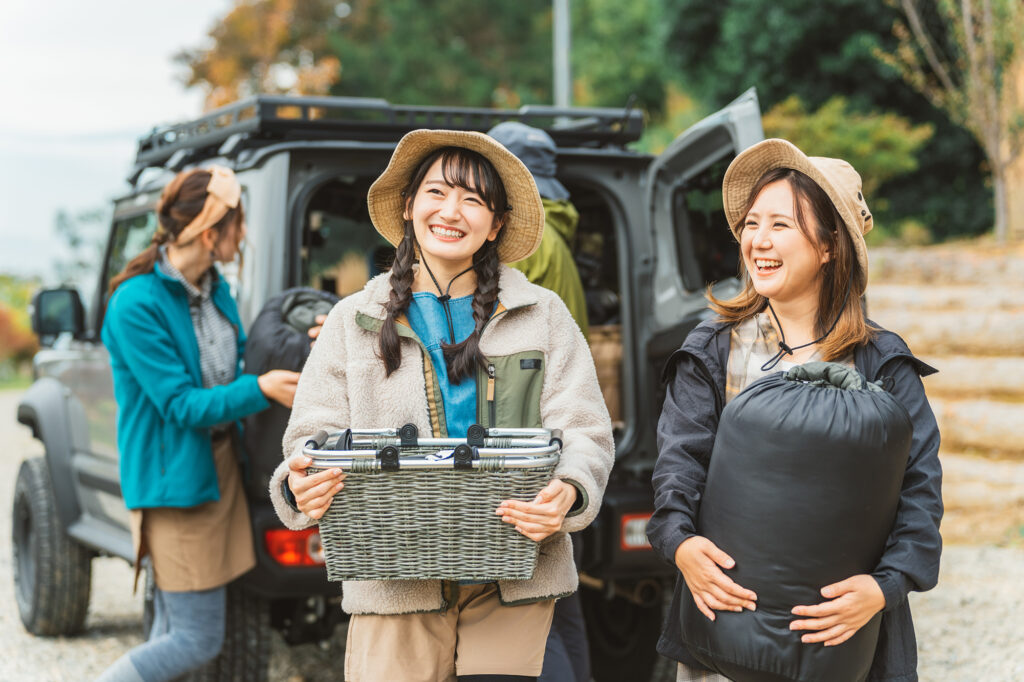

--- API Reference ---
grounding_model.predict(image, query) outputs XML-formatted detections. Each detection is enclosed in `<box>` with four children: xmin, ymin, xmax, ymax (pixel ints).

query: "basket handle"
<box><xmin>379</xmin><ymin>445</ymin><xmax>401</xmax><ymax>471</ymax></box>
<box><xmin>332</xmin><ymin>428</ymin><xmax>353</xmax><ymax>451</ymax></box>
<box><xmin>305</xmin><ymin>430</ymin><xmax>330</xmax><ymax>450</ymax></box>
<box><xmin>467</xmin><ymin>423</ymin><xmax>487</xmax><ymax>447</ymax></box>
<box><xmin>453</xmin><ymin>444</ymin><xmax>479</xmax><ymax>470</ymax></box>
<box><xmin>399</xmin><ymin>423</ymin><xmax>419</xmax><ymax>448</ymax></box>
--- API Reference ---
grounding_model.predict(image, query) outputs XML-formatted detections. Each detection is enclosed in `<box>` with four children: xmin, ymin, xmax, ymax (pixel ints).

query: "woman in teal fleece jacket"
<box><xmin>97</xmin><ymin>167</ymin><xmax>298</xmax><ymax>682</ymax></box>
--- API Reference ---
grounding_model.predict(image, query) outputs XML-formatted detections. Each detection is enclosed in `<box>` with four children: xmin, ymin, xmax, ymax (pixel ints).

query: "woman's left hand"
<box><xmin>790</xmin><ymin>574</ymin><xmax>886</xmax><ymax>647</ymax></box>
<box><xmin>496</xmin><ymin>479</ymin><xmax>577</xmax><ymax>542</ymax></box>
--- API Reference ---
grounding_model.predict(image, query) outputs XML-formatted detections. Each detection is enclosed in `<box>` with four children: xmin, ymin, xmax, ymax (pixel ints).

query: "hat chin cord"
<box><xmin>760</xmin><ymin>279</ymin><xmax>852</xmax><ymax>371</ymax></box>
<box><xmin>417</xmin><ymin>242</ymin><xmax>475</xmax><ymax>345</ymax></box>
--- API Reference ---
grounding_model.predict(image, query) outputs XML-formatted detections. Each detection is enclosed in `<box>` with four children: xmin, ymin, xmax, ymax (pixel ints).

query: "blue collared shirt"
<box><xmin>406</xmin><ymin>292</ymin><xmax>478</xmax><ymax>437</ymax></box>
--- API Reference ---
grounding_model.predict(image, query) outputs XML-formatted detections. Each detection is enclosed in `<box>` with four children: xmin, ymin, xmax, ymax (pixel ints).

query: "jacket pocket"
<box><xmin>478</xmin><ymin>351</ymin><xmax>546</xmax><ymax>428</ymax></box>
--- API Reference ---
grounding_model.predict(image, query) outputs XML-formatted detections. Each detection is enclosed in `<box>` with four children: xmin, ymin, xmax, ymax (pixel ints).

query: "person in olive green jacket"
<box><xmin>489</xmin><ymin>122</ymin><xmax>589</xmax><ymax>340</ymax></box>
<box><xmin>488</xmin><ymin>121</ymin><xmax>593</xmax><ymax>682</ymax></box>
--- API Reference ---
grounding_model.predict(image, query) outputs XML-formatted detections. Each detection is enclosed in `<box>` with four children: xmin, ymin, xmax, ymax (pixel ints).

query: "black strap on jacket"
<box><xmin>419</xmin><ymin>252</ymin><xmax>474</xmax><ymax>344</ymax></box>
<box><xmin>760</xmin><ymin>280</ymin><xmax>853</xmax><ymax>371</ymax></box>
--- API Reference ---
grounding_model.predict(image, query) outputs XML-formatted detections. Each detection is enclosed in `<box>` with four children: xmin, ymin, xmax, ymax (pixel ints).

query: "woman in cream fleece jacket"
<box><xmin>269</xmin><ymin>129</ymin><xmax>614</xmax><ymax>682</ymax></box>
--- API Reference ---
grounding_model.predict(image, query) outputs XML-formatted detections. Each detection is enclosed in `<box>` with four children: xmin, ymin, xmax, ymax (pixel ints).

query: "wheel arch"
<box><xmin>16</xmin><ymin>377</ymin><xmax>83</xmax><ymax>530</ymax></box>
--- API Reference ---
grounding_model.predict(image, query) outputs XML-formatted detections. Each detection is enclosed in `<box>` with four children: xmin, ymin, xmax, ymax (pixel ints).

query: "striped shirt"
<box><xmin>157</xmin><ymin>247</ymin><xmax>237</xmax><ymax>390</ymax></box>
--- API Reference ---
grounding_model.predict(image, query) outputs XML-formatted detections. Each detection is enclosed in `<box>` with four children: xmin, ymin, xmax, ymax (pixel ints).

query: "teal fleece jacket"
<box><xmin>101</xmin><ymin>266</ymin><xmax>268</xmax><ymax>509</ymax></box>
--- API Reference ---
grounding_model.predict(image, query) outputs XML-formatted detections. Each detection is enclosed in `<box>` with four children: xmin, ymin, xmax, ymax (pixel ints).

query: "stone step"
<box><xmin>921</xmin><ymin>356</ymin><xmax>1024</xmax><ymax>400</ymax></box>
<box><xmin>869</xmin><ymin>244</ymin><xmax>1024</xmax><ymax>286</ymax></box>
<box><xmin>867</xmin><ymin>284</ymin><xmax>1022</xmax><ymax>313</ymax></box>
<box><xmin>930</xmin><ymin>398</ymin><xmax>1024</xmax><ymax>457</ymax></box>
<box><xmin>868</xmin><ymin>308</ymin><xmax>1024</xmax><ymax>355</ymax></box>
<box><xmin>936</xmin><ymin>452</ymin><xmax>1024</xmax><ymax>545</ymax></box>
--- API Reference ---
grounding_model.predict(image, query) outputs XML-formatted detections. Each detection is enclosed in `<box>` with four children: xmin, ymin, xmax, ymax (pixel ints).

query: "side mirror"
<box><xmin>31</xmin><ymin>288</ymin><xmax>85</xmax><ymax>346</ymax></box>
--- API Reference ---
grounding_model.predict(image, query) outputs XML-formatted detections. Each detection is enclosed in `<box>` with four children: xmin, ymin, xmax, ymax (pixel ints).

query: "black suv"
<box><xmin>14</xmin><ymin>90</ymin><xmax>762</xmax><ymax>681</ymax></box>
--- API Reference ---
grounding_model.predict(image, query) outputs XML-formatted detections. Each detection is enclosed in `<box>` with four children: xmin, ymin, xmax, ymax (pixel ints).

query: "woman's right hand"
<box><xmin>258</xmin><ymin>369</ymin><xmax>300</xmax><ymax>408</ymax></box>
<box><xmin>675</xmin><ymin>535</ymin><xmax>758</xmax><ymax>621</ymax></box>
<box><xmin>286</xmin><ymin>455</ymin><xmax>345</xmax><ymax>520</ymax></box>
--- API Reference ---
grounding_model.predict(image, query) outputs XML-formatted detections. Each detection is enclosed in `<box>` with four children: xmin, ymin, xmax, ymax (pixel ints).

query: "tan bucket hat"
<box><xmin>367</xmin><ymin>129</ymin><xmax>545</xmax><ymax>263</ymax></box>
<box><xmin>722</xmin><ymin>138</ymin><xmax>872</xmax><ymax>291</ymax></box>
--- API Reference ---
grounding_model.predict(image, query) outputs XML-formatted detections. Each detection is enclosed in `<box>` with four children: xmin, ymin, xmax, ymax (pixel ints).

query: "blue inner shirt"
<box><xmin>406</xmin><ymin>292</ymin><xmax>478</xmax><ymax>437</ymax></box>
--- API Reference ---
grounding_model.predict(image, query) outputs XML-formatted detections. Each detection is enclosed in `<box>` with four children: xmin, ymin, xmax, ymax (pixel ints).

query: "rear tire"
<box><xmin>11</xmin><ymin>457</ymin><xmax>94</xmax><ymax>636</ymax></box>
<box><xmin>582</xmin><ymin>586</ymin><xmax>674</xmax><ymax>682</ymax></box>
<box><xmin>183</xmin><ymin>582</ymin><xmax>271</xmax><ymax>682</ymax></box>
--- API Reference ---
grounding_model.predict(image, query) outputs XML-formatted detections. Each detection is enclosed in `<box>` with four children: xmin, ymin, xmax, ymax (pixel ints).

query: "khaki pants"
<box><xmin>344</xmin><ymin>582</ymin><xmax>555</xmax><ymax>681</ymax></box>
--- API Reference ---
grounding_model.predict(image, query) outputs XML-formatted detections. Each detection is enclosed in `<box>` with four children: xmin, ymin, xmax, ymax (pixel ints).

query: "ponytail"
<box><xmin>108</xmin><ymin>169</ymin><xmax>244</xmax><ymax>294</ymax></box>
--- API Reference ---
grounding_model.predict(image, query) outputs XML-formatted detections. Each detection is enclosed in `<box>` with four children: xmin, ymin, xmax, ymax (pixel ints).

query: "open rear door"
<box><xmin>645</xmin><ymin>88</ymin><xmax>763</xmax><ymax>344</ymax></box>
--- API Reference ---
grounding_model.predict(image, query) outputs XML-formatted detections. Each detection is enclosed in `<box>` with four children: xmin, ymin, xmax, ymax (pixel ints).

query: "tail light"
<box><xmin>620</xmin><ymin>512</ymin><xmax>653</xmax><ymax>551</ymax></box>
<box><xmin>264</xmin><ymin>528</ymin><xmax>325</xmax><ymax>566</ymax></box>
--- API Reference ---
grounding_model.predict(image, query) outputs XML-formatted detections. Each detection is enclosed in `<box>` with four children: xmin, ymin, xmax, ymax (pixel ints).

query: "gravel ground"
<box><xmin>2</xmin><ymin>377</ymin><xmax>1023</xmax><ymax>680</ymax></box>
<box><xmin>911</xmin><ymin>545</ymin><xmax>1024</xmax><ymax>681</ymax></box>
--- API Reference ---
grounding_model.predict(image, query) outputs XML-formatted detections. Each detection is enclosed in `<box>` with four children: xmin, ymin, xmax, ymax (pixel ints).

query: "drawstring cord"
<box><xmin>760</xmin><ymin>281</ymin><xmax>853</xmax><ymax>371</ymax></box>
<box><xmin>419</xmin><ymin>252</ymin><xmax>474</xmax><ymax>344</ymax></box>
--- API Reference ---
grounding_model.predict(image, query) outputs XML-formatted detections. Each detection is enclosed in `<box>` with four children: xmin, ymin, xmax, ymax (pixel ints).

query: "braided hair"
<box><xmin>108</xmin><ymin>169</ymin><xmax>245</xmax><ymax>294</ymax></box>
<box><xmin>378</xmin><ymin>147</ymin><xmax>508</xmax><ymax>381</ymax></box>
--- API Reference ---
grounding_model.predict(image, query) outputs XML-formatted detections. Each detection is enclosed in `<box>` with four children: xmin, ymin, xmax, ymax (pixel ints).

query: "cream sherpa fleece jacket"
<box><xmin>269</xmin><ymin>265</ymin><xmax>614</xmax><ymax>614</ymax></box>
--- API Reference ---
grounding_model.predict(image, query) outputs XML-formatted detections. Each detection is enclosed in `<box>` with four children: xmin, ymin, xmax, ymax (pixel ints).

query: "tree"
<box><xmin>572</xmin><ymin>0</ymin><xmax>669</xmax><ymax>115</ymax></box>
<box><xmin>178</xmin><ymin>0</ymin><xmax>669</xmax><ymax>116</ymax></box>
<box><xmin>54</xmin><ymin>208</ymin><xmax>107</xmax><ymax>289</ymax></box>
<box><xmin>664</xmin><ymin>0</ymin><xmax>995</xmax><ymax>241</ymax></box>
<box><xmin>0</xmin><ymin>304</ymin><xmax>37</xmax><ymax>364</ymax></box>
<box><xmin>178</xmin><ymin>0</ymin><xmax>553</xmax><ymax>109</ymax></box>
<box><xmin>177</xmin><ymin>0</ymin><xmax>342</xmax><ymax>110</ymax></box>
<box><xmin>0</xmin><ymin>275</ymin><xmax>40</xmax><ymax>367</ymax></box>
<box><xmin>878</xmin><ymin>0</ymin><xmax>1024</xmax><ymax>241</ymax></box>
<box><xmin>762</xmin><ymin>96</ymin><xmax>934</xmax><ymax>198</ymax></box>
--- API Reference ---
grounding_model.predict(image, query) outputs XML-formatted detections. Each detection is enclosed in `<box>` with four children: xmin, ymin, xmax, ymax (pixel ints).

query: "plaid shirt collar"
<box><xmin>157</xmin><ymin>246</ymin><xmax>213</xmax><ymax>303</ymax></box>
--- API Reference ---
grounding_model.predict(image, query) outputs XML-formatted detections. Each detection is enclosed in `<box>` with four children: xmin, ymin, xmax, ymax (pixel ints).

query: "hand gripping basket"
<box><xmin>304</xmin><ymin>423</ymin><xmax>562</xmax><ymax>582</ymax></box>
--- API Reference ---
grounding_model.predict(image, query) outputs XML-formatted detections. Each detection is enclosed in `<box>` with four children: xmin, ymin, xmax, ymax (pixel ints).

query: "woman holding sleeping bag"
<box><xmin>648</xmin><ymin>139</ymin><xmax>942</xmax><ymax>682</ymax></box>
<box><xmin>269</xmin><ymin>129</ymin><xmax>614</xmax><ymax>682</ymax></box>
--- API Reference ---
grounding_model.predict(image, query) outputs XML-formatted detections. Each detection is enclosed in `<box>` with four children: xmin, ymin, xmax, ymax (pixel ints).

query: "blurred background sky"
<box><xmin>0</xmin><ymin>0</ymin><xmax>228</xmax><ymax>279</ymax></box>
<box><xmin>2</xmin><ymin>0</ymin><xmax>1021</xmax><ymax>287</ymax></box>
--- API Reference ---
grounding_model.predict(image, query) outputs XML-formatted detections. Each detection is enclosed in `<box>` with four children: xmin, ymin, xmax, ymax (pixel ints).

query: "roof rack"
<box><xmin>132</xmin><ymin>95</ymin><xmax>645</xmax><ymax>172</ymax></box>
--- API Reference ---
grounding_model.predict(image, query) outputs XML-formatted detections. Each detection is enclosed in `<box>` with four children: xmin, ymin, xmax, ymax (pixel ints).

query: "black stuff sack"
<box><xmin>243</xmin><ymin>288</ymin><xmax>338</xmax><ymax>499</ymax></box>
<box><xmin>680</xmin><ymin>362</ymin><xmax>912</xmax><ymax>682</ymax></box>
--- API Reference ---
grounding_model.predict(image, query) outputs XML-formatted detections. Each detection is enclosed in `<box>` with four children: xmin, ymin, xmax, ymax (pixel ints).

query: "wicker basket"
<box><xmin>304</xmin><ymin>424</ymin><xmax>561</xmax><ymax>582</ymax></box>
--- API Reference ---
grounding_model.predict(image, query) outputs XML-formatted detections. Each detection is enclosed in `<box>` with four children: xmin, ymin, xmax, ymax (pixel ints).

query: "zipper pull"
<box><xmin>486</xmin><ymin>363</ymin><xmax>495</xmax><ymax>402</ymax></box>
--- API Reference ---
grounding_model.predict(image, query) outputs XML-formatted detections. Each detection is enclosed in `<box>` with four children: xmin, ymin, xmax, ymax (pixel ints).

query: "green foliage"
<box><xmin>175</xmin><ymin>0</ymin><xmax>1008</xmax><ymax>241</ymax></box>
<box><xmin>877</xmin><ymin>0</ymin><xmax>1024</xmax><ymax>241</ymax></box>
<box><xmin>0</xmin><ymin>274</ymin><xmax>38</xmax><ymax>314</ymax></box>
<box><xmin>325</xmin><ymin>1</ymin><xmax>553</xmax><ymax>107</ymax></box>
<box><xmin>763</xmin><ymin>95</ymin><xmax>934</xmax><ymax>197</ymax></box>
<box><xmin>633</xmin><ymin>84</ymin><xmax>709</xmax><ymax>154</ymax></box>
<box><xmin>663</xmin><ymin>0</ymin><xmax>994</xmax><ymax>240</ymax></box>
<box><xmin>572</xmin><ymin>0</ymin><xmax>670</xmax><ymax>115</ymax></box>
<box><xmin>182</xmin><ymin>0</ymin><xmax>670</xmax><ymax>115</ymax></box>
<box><xmin>664</xmin><ymin>0</ymin><xmax>902</xmax><ymax>111</ymax></box>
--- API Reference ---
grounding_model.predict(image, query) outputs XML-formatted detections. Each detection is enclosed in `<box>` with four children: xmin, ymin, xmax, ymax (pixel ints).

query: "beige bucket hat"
<box><xmin>367</xmin><ymin>129</ymin><xmax>545</xmax><ymax>263</ymax></box>
<box><xmin>722</xmin><ymin>138</ymin><xmax>872</xmax><ymax>291</ymax></box>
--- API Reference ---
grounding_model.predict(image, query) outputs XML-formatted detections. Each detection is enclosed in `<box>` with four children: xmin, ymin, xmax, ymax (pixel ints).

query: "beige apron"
<box><xmin>131</xmin><ymin>432</ymin><xmax>256</xmax><ymax>592</ymax></box>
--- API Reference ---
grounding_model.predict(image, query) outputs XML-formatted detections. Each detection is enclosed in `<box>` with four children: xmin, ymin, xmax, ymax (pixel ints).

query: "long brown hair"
<box><xmin>379</xmin><ymin>147</ymin><xmax>509</xmax><ymax>382</ymax></box>
<box><xmin>709</xmin><ymin>168</ymin><xmax>873</xmax><ymax>360</ymax></box>
<box><xmin>108</xmin><ymin>169</ymin><xmax>245</xmax><ymax>294</ymax></box>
